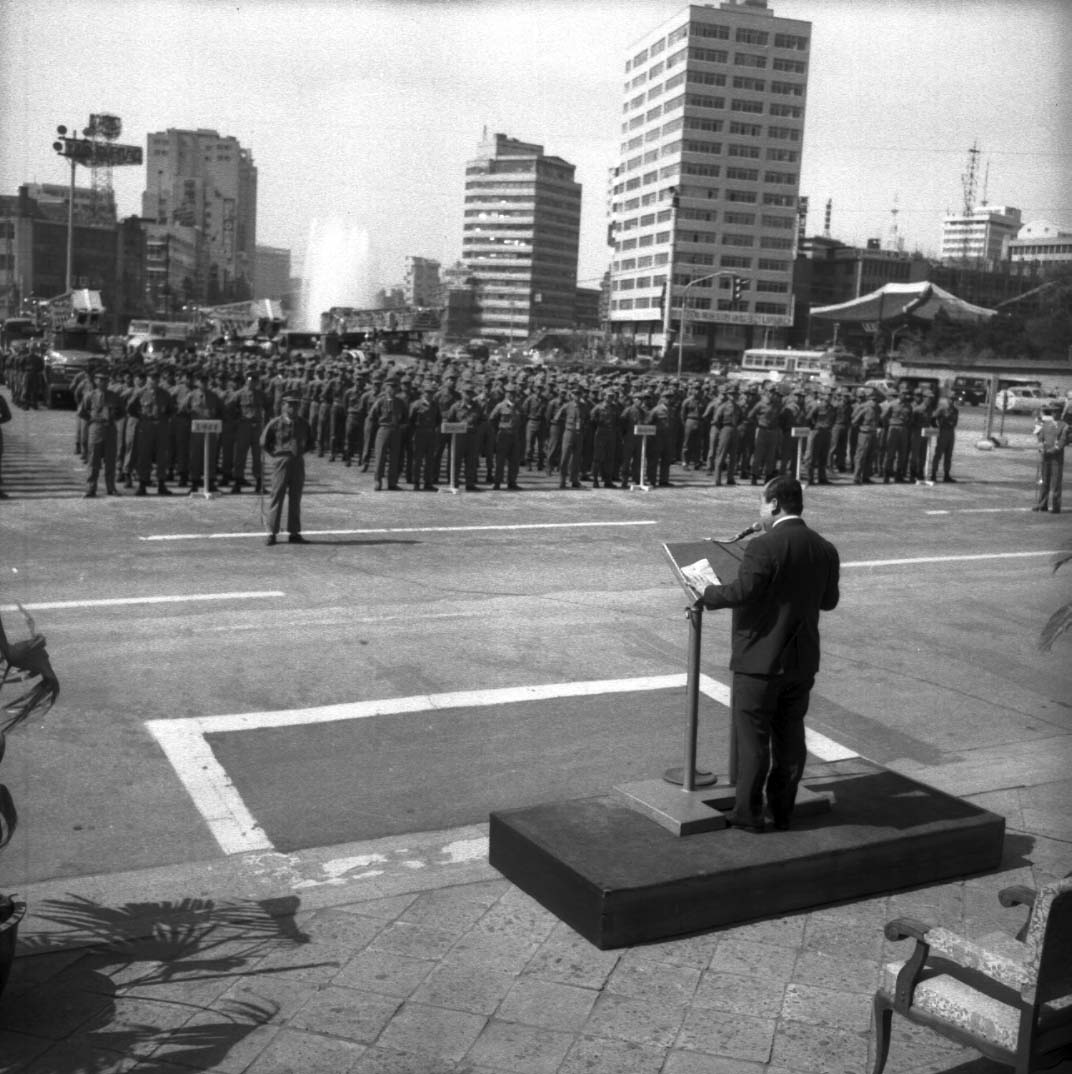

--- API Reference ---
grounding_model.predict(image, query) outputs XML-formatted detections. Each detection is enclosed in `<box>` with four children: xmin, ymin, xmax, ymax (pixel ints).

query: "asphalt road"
<box><xmin>1</xmin><ymin>392</ymin><xmax>1069</xmax><ymax>887</ymax></box>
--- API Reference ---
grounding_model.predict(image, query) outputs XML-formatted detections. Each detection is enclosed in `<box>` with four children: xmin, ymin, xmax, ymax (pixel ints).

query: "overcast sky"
<box><xmin>2</xmin><ymin>0</ymin><xmax>1069</xmax><ymax>295</ymax></box>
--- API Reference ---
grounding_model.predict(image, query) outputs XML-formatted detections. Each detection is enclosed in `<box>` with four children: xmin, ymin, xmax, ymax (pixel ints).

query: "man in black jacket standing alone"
<box><xmin>700</xmin><ymin>476</ymin><xmax>840</xmax><ymax>832</ymax></box>
<box><xmin>260</xmin><ymin>392</ymin><xmax>313</xmax><ymax>546</ymax></box>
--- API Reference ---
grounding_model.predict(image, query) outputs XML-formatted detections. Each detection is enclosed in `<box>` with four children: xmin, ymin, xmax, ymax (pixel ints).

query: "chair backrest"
<box><xmin>1026</xmin><ymin>878</ymin><xmax>1072</xmax><ymax>1005</ymax></box>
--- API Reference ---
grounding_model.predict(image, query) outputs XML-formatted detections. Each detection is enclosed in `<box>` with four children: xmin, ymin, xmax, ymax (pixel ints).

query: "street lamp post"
<box><xmin>676</xmin><ymin>270</ymin><xmax>736</xmax><ymax>377</ymax></box>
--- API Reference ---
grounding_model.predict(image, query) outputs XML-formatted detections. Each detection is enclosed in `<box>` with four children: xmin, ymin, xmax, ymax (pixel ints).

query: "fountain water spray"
<box><xmin>299</xmin><ymin>218</ymin><xmax>374</xmax><ymax>331</ymax></box>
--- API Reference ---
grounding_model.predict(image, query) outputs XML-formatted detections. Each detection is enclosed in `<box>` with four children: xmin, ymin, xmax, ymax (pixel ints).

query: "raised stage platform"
<box><xmin>489</xmin><ymin>757</ymin><xmax>1005</xmax><ymax>949</ymax></box>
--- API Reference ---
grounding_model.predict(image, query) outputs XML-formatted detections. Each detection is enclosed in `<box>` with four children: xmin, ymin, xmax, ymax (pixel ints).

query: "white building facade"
<box><xmin>607</xmin><ymin>0</ymin><xmax>810</xmax><ymax>364</ymax></box>
<box><xmin>941</xmin><ymin>205</ymin><xmax>1022</xmax><ymax>266</ymax></box>
<box><xmin>1006</xmin><ymin>220</ymin><xmax>1072</xmax><ymax>273</ymax></box>
<box><xmin>461</xmin><ymin>133</ymin><xmax>581</xmax><ymax>342</ymax></box>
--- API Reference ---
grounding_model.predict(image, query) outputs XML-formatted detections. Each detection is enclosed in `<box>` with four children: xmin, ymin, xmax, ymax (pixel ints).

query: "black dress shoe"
<box><xmin>265</xmin><ymin>534</ymin><xmax>276</xmax><ymax>546</ymax></box>
<box><xmin>724</xmin><ymin>814</ymin><xmax>766</xmax><ymax>833</ymax></box>
<box><xmin>288</xmin><ymin>534</ymin><xmax>308</xmax><ymax>544</ymax></box>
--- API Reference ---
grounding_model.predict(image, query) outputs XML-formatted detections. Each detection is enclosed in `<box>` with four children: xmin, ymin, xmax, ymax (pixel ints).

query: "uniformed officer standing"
<box><xmin>126</xmin><ymin>367</ymin><xmax>175</xmax><ymax>495</ymax></box>
<box><xmin>408</xmin><ymin>380</ymin><xmax>441</xmax><ymax>491</ymax></box>
<box><xmin>368</xmin><ymin>375</ymin><xmax>408</xmax><ymax>491</ymax></box>
<box><xmin>882</xmin><ymin>390</ymin><xmax>913</xmax><ymax>483</ymax></box>
<box><xmin>680</xmin><ymin>385</ymin><xmax>705</xmax><ymax>470</ymax></box>
<box><xmin>79</xmin><ymin>368</ymin><xmax>125</xmax><ymax>498</ymax></box>
<box><xmin>555</xmin><ymin>385</ymin><xmax>587</xmax><ymax>489</ymax></box>
<box><xmin>590</xmin><ymin>386</ymin><xmax>621</xmax><ymax>489</ymax></box>
<box><xmin>488</xmin><ymin>383</ymin><xmax>524</xmax><ymax>490</ymax></box>
<box><xmin>181</xmin><ymin>369</ymin><xmax>225</xmax><ymax>494</ymax></box>
<box><xmin>232</xmin><ymin>371</ymin><xmax>267</xmax><ymax>493</ymax></box>
<box><xmin>827</xmin><ymin>388</ymin><xmax>853</xmax><ymax>473</ymax></box>
<box><xmin>707</xmin><ymin>387</ymin><xmax>741</xmax><ymax>485</ymax></box>
<box><xmin>260</xmin><ymin>392</ymin><xmax>313</xmax><ymax>545</ymax></box>
<box><xmin>851</xmin><ymin>389</ymin><xmax>882</xmax><ymax>484</ymax></box>
<box><xmin>445</xmin><ymin>384</ymin><xmax>484</xmax><ymax>491</ymax></box>
<box><xmin>930</xmin><ymin>392</ymin><xmax>958</xmax><ymax>483</ymax></box>
<box><xmin>748</xmin><ymin>385</ymin><xmax>783</xmax><ymax>485</ymax></box>
<box><xmin>804</xmin><ymin>389</ymin><xmax>835</xmax><ymax>485</ymax></box>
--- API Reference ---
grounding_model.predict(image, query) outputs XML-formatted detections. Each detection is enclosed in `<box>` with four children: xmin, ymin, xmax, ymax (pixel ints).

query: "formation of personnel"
<box><xmin>1</xmin><ymin>342</ymin><xmax>970</xmax><ymax>498</ymax></box>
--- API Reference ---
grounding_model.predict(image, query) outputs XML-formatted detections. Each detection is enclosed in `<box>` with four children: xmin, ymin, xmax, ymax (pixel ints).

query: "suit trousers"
<box><xmin>730</xmin><ymin>670</ymin><xmax>814</xmax><ymax>826</ymax></box>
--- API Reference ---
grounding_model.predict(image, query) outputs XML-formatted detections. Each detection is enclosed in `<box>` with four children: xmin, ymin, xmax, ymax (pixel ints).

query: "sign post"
<box><xmin>440</xmin><ymin>421</ymin><xmax>467</xmax><ymax>494</ymax></box>
<box><xmin>191</xmin><ymin>419</ymin><xmax>222</xmax><ymax>499</ymax></box>
<box><xmin>631</xmin><ymin>424</ymin><xmax>656</xmax><ymax>492</ymax></box>
<box><xmin>919</xmin><ymin>427</ymin><xmax>938</xmax><ymax>486</ymax></box>
<box><xmin>791</xmin><ymin>426</ymin><xmax>810</xmax><ymax>482</ymax></box>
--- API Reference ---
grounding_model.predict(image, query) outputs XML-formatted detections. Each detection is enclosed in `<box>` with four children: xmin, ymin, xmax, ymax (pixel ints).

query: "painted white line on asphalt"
<box><xmin>139</xmin><ymin>520</ymin><xmax>658</xmax><ymax>541</ymax></box>
<box><xmin>844</xmin><ymin>550</ymin><xmax>1061</xmax><ymax>569</ymax></box>
<box><xmin>0</xmin><ymin>591</ymin><xmax>285</xmax><ymax>612</ymax></box>
<box><xmin>149</xmin><ymin>672</ymin><xmax>859</xmax><ymax>855</ymax></box>
<box><xmin>925</xmin><ymin>508</ymin><xmax>1033</xmax><ymax>515</ymax></box>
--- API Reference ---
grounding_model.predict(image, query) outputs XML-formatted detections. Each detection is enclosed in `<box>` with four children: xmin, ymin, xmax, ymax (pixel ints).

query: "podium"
<box><xmin>613</xmin><ymin>537</ymin><xmax>833</xmax><ymax>835</ymax></box>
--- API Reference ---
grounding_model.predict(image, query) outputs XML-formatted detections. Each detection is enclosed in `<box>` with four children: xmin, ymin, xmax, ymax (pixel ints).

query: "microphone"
<box><xmin>715</xmin><ymin>521</ymin><xmax>761</xmax><ymax>543</ymax></box>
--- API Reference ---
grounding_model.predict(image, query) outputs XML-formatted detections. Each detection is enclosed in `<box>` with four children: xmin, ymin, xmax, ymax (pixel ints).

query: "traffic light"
<box><xmin>732</xmin><ymin>275</ymin><xmax>744</xmax><ymax>303</ymax></box>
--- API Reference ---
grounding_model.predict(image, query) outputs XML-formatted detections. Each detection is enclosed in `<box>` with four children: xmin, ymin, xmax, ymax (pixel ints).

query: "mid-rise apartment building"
<box><xmin>461</xmin><ymin>133</ymin><xmax>581</xmax><ymax>342</ymax></box>
<box><xmin>142</xmin><ymin>128</ymin><xmax>257</xmax><ymax>303</ymax></box>
<box><xmin>941</xmin><ymin>205</ymin><xmax>1021</xmax><ymax>267</ymax></box>
<box><xmin>403</xmin><ymin>256</ymin><xmax>441</xmax><ymax>307</ymax></box>
<box><xmin>608</xmin><ymin>0</ymin><xmax>810</xmax><ymax>364</ymax></box>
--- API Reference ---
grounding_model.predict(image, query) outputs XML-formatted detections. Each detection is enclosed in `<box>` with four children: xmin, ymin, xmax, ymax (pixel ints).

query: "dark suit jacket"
<box><xmin>702</xmin><ymin>517</ymin><xmax>839</xmax><ymax>677</ymax></box>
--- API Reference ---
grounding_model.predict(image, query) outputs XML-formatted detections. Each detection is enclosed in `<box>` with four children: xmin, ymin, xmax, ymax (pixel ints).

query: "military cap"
<box><xmin>282</xmin><ymin>391</ymin><xmax>301</xmax><ymax>403</ymax></box>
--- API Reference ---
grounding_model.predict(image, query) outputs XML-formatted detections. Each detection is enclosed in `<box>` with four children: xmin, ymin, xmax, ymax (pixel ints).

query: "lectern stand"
<box><xmin>613</xmin><ymin>537</ymin><xmax>833</xmax><ymax>835</ymax></box>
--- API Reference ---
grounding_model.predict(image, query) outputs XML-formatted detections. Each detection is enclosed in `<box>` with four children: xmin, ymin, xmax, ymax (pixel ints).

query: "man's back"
<box><xmin>705</xmin><ymin>518</ymin><xmax>839</xmax><ymax>677</ymax></box>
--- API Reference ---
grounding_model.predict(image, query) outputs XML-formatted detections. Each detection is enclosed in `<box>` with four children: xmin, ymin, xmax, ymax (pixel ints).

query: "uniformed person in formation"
<box><xmin>79</xmin><ymin>368</ymin><xmax>125</xmax><ymax>498</ymax></box>
<box><xmin>260</xmin><ymin>392</ymin><xmax>313</xmax><ymax>545</ymax></box>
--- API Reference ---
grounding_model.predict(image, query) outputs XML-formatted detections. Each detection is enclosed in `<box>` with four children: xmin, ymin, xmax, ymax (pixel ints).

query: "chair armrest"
<box><xmin>884</xmin><ymin>916</ymin><xmax>931</xmax><ymax>943</ymax></box>
<box><xmin>884</xmin><ymin>917</ymin><xmax>932</xmax><ymax>1008</ymax></box>
<box><xmin>922</xmin><ymin>926</ymin><xmax>1027</xmax><ymax>991</ymax></box>
<box><xmin>998</xmin><ymin>885</ymin><xmax>1035</xmax><ymax>910</ymax></box>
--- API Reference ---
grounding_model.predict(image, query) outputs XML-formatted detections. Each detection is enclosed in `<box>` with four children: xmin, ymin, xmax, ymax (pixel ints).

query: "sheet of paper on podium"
<box><xmin>664</xmin><ymin>539</ymin><xmax>746</xmax><ymax>599</ymax></box>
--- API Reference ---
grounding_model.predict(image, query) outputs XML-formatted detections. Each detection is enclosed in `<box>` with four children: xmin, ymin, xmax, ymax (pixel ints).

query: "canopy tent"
<box><xmin>810</xmin><ymin>282</ymin><xmax>996</xmax><ymax>324</ymax></box>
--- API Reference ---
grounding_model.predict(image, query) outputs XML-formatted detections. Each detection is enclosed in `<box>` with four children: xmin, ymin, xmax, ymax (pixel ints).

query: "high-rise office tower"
<box><xmin>461</xmin><ymin>133</ymin><xmax>581</xmax><ymax>342</ymax></box>
<box><xmin>403</xmin><ymin>256</ymin><xmax>441</xmax><ymax>307</ymax></box>
<box><xmin>607</xmin><ymin>0</ymin><xmax>810</xmax><ymax>365</ymax></box>
<box><xmin>141</xmin><ymin>128</ymin><xmax>257</xmax><ymax>303</ymax></box>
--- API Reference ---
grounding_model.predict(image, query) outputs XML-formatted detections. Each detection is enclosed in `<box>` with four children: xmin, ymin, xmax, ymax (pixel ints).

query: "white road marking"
<box><xmin>0</xmin><ymin>591</ymin><xmax>285</xmax><ymax>612</ymax></box>
<box><xmin>925</xmin><ymin>508</ymin><xmax>1033</xmax><ymax>515</ymax></box>
<box><xmin>843</xmin><ymin>550</ymin><xmax>1061</xmax><ymax>569</ymax></box>
<box><xmin>140</xmin><ymin>520</ymin><xmax>658</xmax><ymax>541</ymax></box>
<box><xmin>147</xmin><ymin>673</ymin><xmax>858</xmax><ymax>855</ymax></box>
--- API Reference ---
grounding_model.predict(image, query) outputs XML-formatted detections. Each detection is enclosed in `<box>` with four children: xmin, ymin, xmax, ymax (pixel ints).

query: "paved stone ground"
<box><xmin>3</xmin><ymin>806</ymin><xmax>1070</xmax><ymax>1074</ymax></box>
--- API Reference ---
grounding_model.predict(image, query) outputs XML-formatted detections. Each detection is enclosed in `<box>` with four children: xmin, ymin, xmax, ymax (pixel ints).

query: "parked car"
<box><xmin>997</xmin><ymin>386</ymin><xmax>1048</xmax><ymax>414</ymax></box>
<box><xmin>953</xmin><ymin>376</ymin><xmax>988</xmax><ymax>406</ymax></box>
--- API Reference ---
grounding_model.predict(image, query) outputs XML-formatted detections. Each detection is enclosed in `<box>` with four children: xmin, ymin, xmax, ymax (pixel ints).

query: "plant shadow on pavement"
<box><xmin>0</xmin><ymin>893</ymin><xmax>330</xmax><ymax>1073</ymax></box>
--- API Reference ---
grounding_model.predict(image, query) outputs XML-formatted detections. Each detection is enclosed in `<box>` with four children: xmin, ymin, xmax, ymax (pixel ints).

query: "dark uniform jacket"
<box><xmin>702</xmin><ymin>517</ymin><xmax>840</xmax><ymax>678</ymax></box>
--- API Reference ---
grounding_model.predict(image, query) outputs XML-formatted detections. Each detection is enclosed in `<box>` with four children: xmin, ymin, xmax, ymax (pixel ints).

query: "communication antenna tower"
<box><xmin>888</xmin><ymin>193</ymin><xmax>904</xmax><ymax>252</ymax></box>
<box><xmin>982</xmin><ymin>158</ymin><xmax>990</xmax><ymax>206</ymax></box>
<box><xmin>823</xmin><ymin>198</ymin><xmax>832</xmax><ymax>238</ymax></box>
<box><xmin>84</xmin><ymin>113</ymin><xmax>122</xmax><ymax>225</ymax></box>
<box><xmin>961</xmin><ymin>140</ymin><xmax>980</xmax><ymax>216</ymax></box>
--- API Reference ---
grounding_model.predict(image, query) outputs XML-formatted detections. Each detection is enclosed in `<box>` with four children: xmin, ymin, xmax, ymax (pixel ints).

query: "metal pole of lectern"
<box><xmin>663</xmin><ymin>598</ymin><xmax>717</xmax><ymax>790</ymax></box>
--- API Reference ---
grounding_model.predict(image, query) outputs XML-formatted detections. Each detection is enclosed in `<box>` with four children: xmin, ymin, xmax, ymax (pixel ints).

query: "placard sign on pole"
<box><xmin>191</xmin><ymin>419</ymin><xmax>222</xmax><ymax>499</ymax></box>
<box><xmin>791</xmin><ymin>426</ymin><xmax>810</xmax><ymax>482</ymax></box>
<box><xmin>440</xmin><ymin>421</ymin><xmax>467</xmax><ymax>494</ymax></box>
<box><xmin>919</xmin><ymin>427</ymin><xmax>938</xmax><ymax>487</ymax></box>
<box><xmin>631</xmin><ymin>424</ymin><xmax>656</xmax><ymax>492</ymax></box>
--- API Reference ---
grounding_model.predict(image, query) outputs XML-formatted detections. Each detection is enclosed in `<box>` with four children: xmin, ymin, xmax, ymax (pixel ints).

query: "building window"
<box><xmin>763</xmin><ymin>192</ymin><xmax>797</xmax><ymax>206</ymax></box>
<box><xmin>773</xmin><ymin>57</ymin><xmax>807</xmax><ymax>73</ymax></box>
<box><xmin>723</xmin><ymin>233</ymin><xmax>755</xmax><ymax>247</ymax></box>
<box><xmin>768</xmin><ymin>102</ymin><xmax>803</xmax><ymax>118</ymax></box>
<box><xmin>727</xmin><ymin>189</ymin><xmax>758</xmax><ymax>203</ymax></box>
<box><xmin>763</xmin><ymin>170</ymin><xmax>798</xmax><ymax>184</ymax></box>
<box><xmin>758</xmin><ymin>257</ymin><xmax>789</xmax><ymax>271</ymax></box>
<box><xmin>728</xmin><ymin>144</ymin><xmax>761</xmax><ymax>158</ymax></box>
<box><xmin>721</xmin><ymin>254</ymin><xmax>752</xmax><ymax>268</ymax></box>
<box><xmin>755</xmin><ymin>301</ymin><xmax>787</xmax><ymax>314</ymax></box>
<box><xmin>725</xmin><ymin>211</ymin><xmax>756</xmax><ymax>225</ymax></box>
<box><xmin>692</xmin><ymin>21</ymin><xmax>729</xmax><ymax>39</ymax></box>
<box><xmin>760</xmin><ymin>236</ymin><xmax>794</xmax><ymax>249</ymax></box>
<box><xmin>766</xmin><ymin>148</ymin><xmax>799</xmax><ymax>162</ymax></box>
<box><xmin>755</xmin><ymin>279</ymin><xmax>789</xmax><ymax>292</ymax></box>
<box><xmin>732</xmin><ymin>76</ymin><xmax>766</xmax><ymax>91</ymax></box>
<box><xmin>767</xmin><ymin>125</ymin><xmax>801</xmax><ymax>141</ymax></box>
<box><xmin>771</xmin><ymin>81</ymin><xmax>804</xmax><ymax>97</ymax></box>
<box><xmin>687</xmin><ymin>94</ymin><xmax>726</xmax><ymax>110</ymax></box>
<box><xmin>735</xmin><ymin>27</ymin><xmax>769</xmax><ymax>45</ymax></box>
<box><xmin>735</xmin><ymin>52</ymin><xmax>767</xmax><ymax>68</ymax></box>
<box><xmin>726</xmin><ymin>166</ymin><xmax>759</xmax><ymax>181</ymax></box>
<box><xmin>668</xmin><ymin>23</ymin><xmax>688</xmax><ymax>44</ymax></box>
<box><xmin>730</xmin><ymin>99</ymin><xmax>764</xmax><ymax>113</ymax></box>
<box><xmin>761</xmin><ymin>214</ymin><xmax>795</xmax><ymax>229</ymax></box>
<box><xmin>774</xmin><ymin>32</ymin><xmax>808</xmax><ymax>50</ymax></box>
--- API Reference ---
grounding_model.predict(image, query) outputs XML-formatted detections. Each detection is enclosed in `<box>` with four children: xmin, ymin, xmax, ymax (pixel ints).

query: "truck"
<box><xmin>125</xmin><ymin>319</ymin><xmax>197</xmax><ymax>361</ymax></box>
<box><xmin>42</xmin><ymin>290</ymin><xmax>110</xmax><ymax>407</ymax></box>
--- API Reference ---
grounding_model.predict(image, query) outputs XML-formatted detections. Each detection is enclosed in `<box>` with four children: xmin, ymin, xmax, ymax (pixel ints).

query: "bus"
<box><xmin>726</xmin><ymin>348</ymin><xmax>837</xmax><ymax>387</ymax></box>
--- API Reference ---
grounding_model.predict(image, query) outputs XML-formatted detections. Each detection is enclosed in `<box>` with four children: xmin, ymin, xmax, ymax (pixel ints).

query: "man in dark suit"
<box><xmin>700</xmin><ymin>475</ymin><xmax>840</xmax><ymax>832</ymax></box>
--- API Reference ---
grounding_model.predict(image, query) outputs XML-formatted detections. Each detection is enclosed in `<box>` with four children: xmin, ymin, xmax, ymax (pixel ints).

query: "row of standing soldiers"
<box><xmin>68</xmin><ymin>359</ymin><xmax>960</xmax><ymax>497</ymax></box>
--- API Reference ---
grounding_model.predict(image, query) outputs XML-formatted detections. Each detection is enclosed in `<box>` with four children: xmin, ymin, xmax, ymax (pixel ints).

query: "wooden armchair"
<box><xmin>870</xmin><ymin>877</ymin><xmax>1072</xmax><ymax>1074</ymax></box>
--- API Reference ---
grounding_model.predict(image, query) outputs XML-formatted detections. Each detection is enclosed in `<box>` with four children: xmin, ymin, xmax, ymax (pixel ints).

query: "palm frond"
<box><xmin>1039</xmin><ymin>604</ymin><xmax>1072</xmax><ymax>653</ymax></box>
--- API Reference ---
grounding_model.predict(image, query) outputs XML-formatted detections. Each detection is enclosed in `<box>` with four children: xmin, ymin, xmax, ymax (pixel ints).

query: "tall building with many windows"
<box><xmin>461</xmin><ymin>133</ymin><xmax>581</xmax><ymax>342</ymax></box>
<box><xmin>941</xmin><ymin>205</ymin><xmax>1022</xmax><ymax>267</ymax></box>
<box><xmin>141</xmin><ymin>128</ymin><xmax>257</xmax><ymax>303</ymax></box>
<box><xmin>607</xmin><ymin>0</ymin><xmax>810</xmax><ymax>366</ymax></box>
<box><xmin>403</xmin><ymin>256</ymin><xmax>441</xmax><ymax>307</ymax></box>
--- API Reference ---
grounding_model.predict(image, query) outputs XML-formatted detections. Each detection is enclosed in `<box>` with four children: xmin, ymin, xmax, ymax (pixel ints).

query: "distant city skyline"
<box><xmin>2</xmin><ymin>0</ymin><xmax>1069</xmax><ymax>291</ymax></box>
